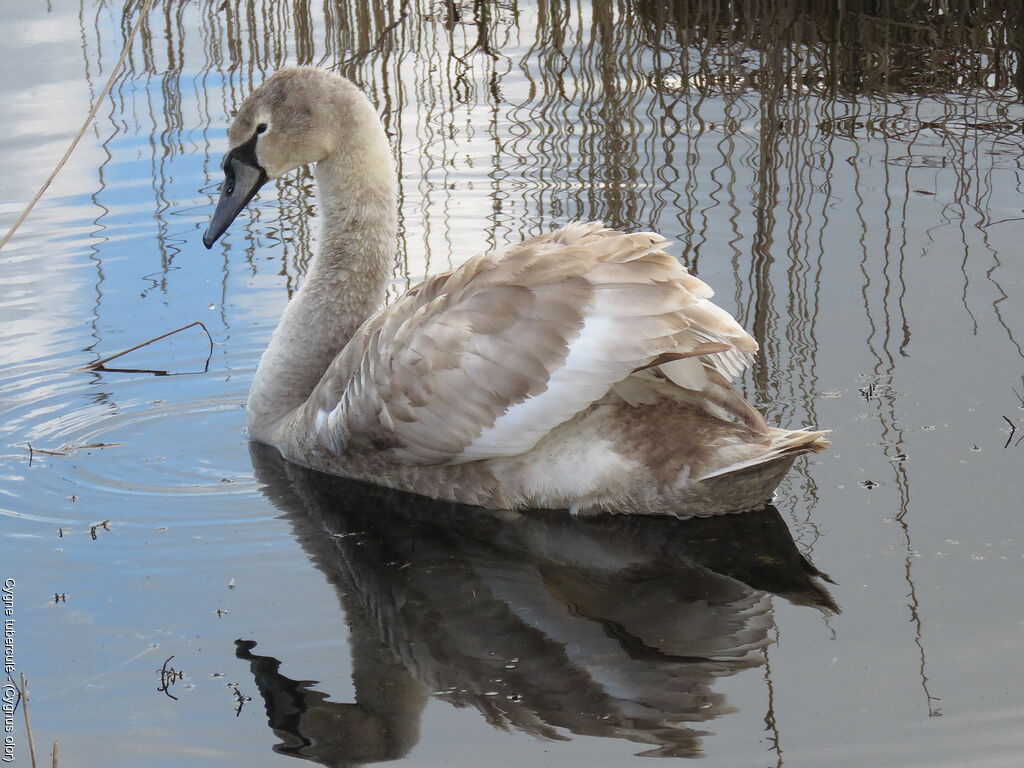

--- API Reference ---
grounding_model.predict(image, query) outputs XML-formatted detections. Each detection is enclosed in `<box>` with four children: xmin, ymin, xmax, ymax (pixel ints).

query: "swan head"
<box><xmin>203</xmin><ymin>67</ymin><xmax>372</xmax><ymax>248</ymax></box>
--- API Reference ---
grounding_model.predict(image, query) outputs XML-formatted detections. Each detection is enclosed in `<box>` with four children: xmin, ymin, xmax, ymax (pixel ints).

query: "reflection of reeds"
<box><xmin>638</xmin><ymin>0</ymin><xmax>1024</xmax><ymax>98</ymax></box>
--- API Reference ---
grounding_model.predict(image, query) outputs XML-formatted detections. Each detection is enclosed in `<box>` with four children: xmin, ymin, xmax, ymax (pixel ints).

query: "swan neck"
<box><xmin>248</xmin><ymin>123</ymin><xmax>397</xmax><ymax>440</ymax></box>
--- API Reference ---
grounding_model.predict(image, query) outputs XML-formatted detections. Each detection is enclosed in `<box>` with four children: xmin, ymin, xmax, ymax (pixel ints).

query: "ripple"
<box><xmin>60</xmin><ymin>397</ymin><xmax>261</xmax><ymax>497</ymax></box>
<box><xmin>0</xmin><ymin>374</ymin><xmax>266</xmax><ymax>528</ymax></box>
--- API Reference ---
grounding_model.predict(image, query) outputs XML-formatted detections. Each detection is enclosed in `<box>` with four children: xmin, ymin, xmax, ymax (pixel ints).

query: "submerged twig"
<box><xmin>0</xmin><ymin>0</ymin><xmax>155</xmax><ymax>253</ymax></box>
<box><xmin>82</xmin><ymin>321</ymin><xmax>213</xmax><ymax>374</ymax></box>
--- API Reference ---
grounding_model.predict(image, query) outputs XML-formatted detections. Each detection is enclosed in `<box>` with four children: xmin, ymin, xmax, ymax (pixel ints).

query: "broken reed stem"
<box><xmin>51</xmin><ymin>740</ymin><xmax>59</xmax><ymax>768</ymax></box>
<box><xmin>19</xmin><ymin>673</ymin><xmax>38</xmax><ymax>768</ymax></box>
<box><xmin>82</xmin><ymin>321</ymin><xmax>213</xmax><ymax>371</ymax></box>
<box><xmin>0</xmin><ymin>0</ymin><xmax>155</xmax><ymax>253</ymax></box>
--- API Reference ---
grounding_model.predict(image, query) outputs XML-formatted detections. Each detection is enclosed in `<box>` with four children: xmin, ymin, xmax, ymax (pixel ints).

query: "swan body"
<box><xmin>204</xmin><ymin>67</ymin><xmax>828</xmax><ymax>516</ymax></box>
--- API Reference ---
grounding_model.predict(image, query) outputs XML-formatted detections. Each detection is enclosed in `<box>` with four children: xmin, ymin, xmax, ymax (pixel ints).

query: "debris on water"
<box><xmin>859</xmin><ymin>480</ymin><xmax>878</xmax><ymax>489</ymax></box>
<box><xmin>30</xmin><ymin>442</ymin><xmax>125</xmax><ymax>460</ymax></box>
<box><xmin>27</xmin><ymin>443</ymin><xmax>65</xmax><ymax>463</ymax></box>
<box><xmin>158</xmin><ymin>656</ymin><xmax>185</xmax><ymax>700</ymax></box>
<box><xmin>227</xmin><ymin>683</ymin><xmax>251</xmax><ymax>716</ymax></box>
<box><xmin>82</xmin><ymin>320</ymin><xmax>213</xmax><ymax>376</ymax></box>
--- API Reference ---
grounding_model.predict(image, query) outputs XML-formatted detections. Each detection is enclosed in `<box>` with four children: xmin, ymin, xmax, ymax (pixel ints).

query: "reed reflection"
<box><xmin>243</xmin><ymin>443</ymin><xmax>835</xmax><ymax>764</ymax></box>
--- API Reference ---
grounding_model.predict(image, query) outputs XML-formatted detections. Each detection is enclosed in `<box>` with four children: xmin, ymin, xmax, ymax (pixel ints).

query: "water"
<box><xmin>1</xmin><ymin>1</ymin><xmax>1023</xmax><ymax>766</ymax></box>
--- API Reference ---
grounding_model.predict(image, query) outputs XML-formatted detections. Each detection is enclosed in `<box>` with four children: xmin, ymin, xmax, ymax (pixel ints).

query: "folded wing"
<box><xmin>307</xmin><ymin>221</ymin><xmax>760</xmax><ymax>465</ymax></box>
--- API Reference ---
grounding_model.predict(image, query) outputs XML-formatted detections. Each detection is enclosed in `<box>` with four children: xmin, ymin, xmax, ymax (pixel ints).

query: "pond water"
<box><xmin>2</xmin><ymin>1</ymin><xmax>1023</xmax><ymax>766</ymax></box>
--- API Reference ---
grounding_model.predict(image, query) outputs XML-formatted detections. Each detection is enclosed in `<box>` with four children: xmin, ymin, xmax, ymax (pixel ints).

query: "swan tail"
<box><xmin>697</xmin><ymin>429</ymin><xmax>831</xmax><ymax>482</ymax></box>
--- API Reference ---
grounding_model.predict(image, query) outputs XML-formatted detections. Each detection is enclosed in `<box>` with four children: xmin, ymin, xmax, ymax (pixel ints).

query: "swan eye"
<box><xmin>255</xmin><ymin>123</ymin><xmax>268</xmax><ymax>135</ymax></box>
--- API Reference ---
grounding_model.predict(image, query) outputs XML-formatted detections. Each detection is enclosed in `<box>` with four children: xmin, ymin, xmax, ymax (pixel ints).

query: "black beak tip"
<box><xmin>203</xmin><ymin>149</ymin><xmax>267</xmax><ymax>252</ymax></box>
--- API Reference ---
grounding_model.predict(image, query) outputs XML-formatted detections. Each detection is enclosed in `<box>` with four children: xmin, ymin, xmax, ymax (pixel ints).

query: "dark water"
<box><xmin>1</xmin><ymin>2</ymin><xmax>1023</xmax><ymax>766</ymax></box>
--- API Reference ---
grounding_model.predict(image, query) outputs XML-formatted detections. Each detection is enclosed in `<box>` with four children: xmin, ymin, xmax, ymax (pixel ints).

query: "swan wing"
<box><xmin>308</xmin><ymin>221</ymin><xmax>758</xmax><ymax>465</ymax></box>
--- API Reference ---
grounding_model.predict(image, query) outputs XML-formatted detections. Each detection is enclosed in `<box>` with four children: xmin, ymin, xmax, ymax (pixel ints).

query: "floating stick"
<box><xmin>82</xmin><ymin>321</ymin><xmax>213</xmax><ymax>374</ymax></box>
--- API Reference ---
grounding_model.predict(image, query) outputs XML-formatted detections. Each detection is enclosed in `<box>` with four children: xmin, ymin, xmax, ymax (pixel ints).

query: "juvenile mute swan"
<box><xmin>203</xmin><ymin>67</ymin><xmax>828</xmax><ymax>516</ymax></box>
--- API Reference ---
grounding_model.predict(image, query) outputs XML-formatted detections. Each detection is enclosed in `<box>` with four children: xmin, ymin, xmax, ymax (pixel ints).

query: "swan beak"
<box><xmin>203</xmin><ymin>150</ymin><xmax>267</xmax><ymax>249</ymax></box>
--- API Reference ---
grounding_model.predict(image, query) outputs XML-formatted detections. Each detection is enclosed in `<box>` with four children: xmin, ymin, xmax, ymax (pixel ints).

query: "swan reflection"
<box><xmin>242</xmin><ymin>444</ymin><xmax>836</xmax><ymax>764</ymax></box>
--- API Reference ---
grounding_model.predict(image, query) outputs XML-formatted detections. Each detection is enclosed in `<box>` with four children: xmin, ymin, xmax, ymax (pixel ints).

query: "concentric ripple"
<box><xmin>0</xmin><ymin>316</ymin><xmax>277</xmax><ymax>529</ymax></box>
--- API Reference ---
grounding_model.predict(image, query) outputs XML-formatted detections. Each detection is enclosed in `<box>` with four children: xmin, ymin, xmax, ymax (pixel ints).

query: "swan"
<box><xmin>203</xmin><ymin>67</ymin><xmax>828</xmax><ymax>516</ymax></box>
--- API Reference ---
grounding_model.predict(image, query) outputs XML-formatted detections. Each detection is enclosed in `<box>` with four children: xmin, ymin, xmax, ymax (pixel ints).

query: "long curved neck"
<box><xmin>247</xmin><ymin>115</ymin><xmax>397</xmax><ymax>440</ymax></box>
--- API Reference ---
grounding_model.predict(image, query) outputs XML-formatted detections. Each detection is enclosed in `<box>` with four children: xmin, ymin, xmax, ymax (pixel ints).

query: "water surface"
<box><xmin>1</xmin><ymin>2</ymin><xmax>1023</xmax><ymax>766</ymax></box>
